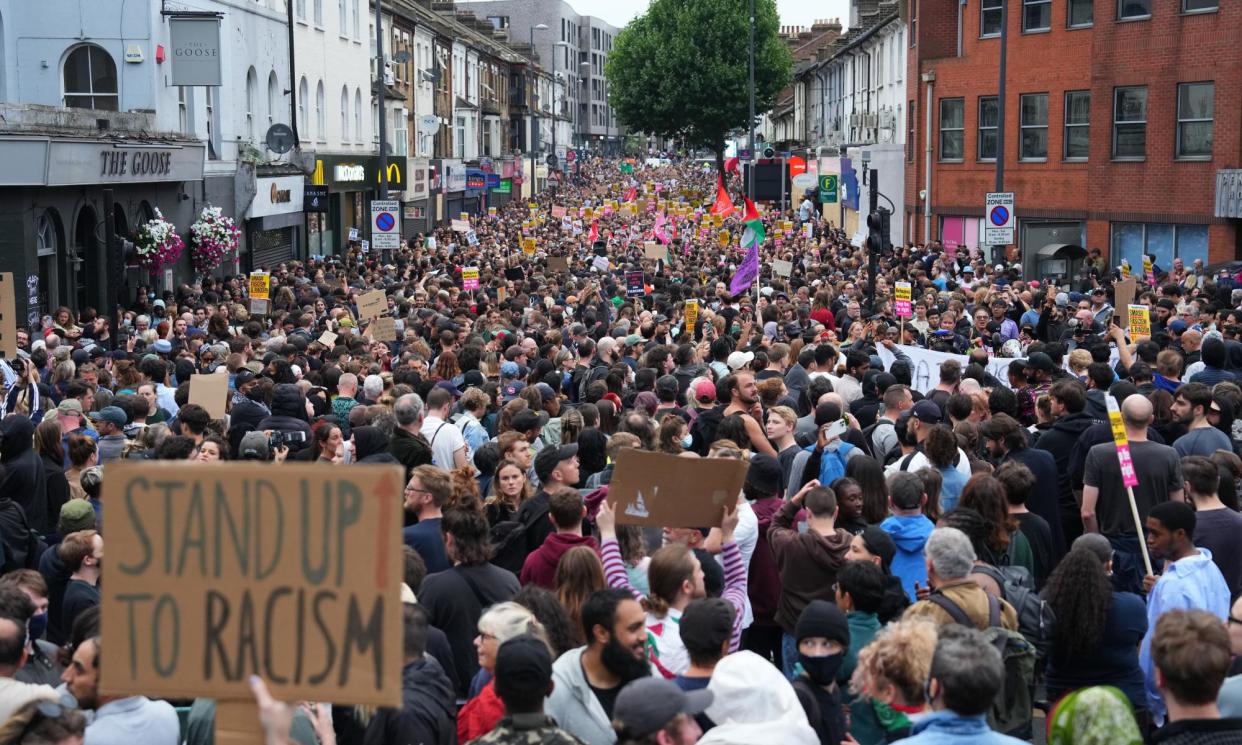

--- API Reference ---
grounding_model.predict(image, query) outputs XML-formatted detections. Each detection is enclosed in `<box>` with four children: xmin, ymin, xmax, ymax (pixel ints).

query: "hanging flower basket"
<box><xmin>133</xmin><ymin>208</ymin><xmax>185</xmax><ymax>274</ymax></box>
<box><xmin>189</xmin><ymin>205</ymin><xmax>241</xmax><ymax>274</ymax></box>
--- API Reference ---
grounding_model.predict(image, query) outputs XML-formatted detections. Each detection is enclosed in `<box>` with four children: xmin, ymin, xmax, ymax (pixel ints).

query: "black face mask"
<box><xmin>601</xmin><ymin>634</ymin><xmax>651</xmax><ymax>685</ymax></box>
<box><xmin>799</xmin><ymin>652</ymin><xmax>844</xmax><ymax>687</ymax></box>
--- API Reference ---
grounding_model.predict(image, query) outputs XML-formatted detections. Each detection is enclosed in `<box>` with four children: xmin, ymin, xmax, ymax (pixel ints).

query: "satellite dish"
<box><xmin>265</xmin><ymin>123</ymin><xmax>295</xmax><ymax>154</ymax></box>
<box><xmin>417</xmin><ymin>114</ymin><xmax>440</xmax><ymax>135</ymax></box>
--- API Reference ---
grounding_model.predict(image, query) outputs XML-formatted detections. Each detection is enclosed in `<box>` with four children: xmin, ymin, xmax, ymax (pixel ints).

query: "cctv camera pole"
<box><xmin>747</xmin><ymin>0</ymin><xmax>755</xmax><ymax>199</ymax></box>
<box><xmin>376</xmin><ymin>0</ymin><xmax>388</xmax><ymax>200</ymax></box>
<box><xmin>867</xmin><ymin>169</ymin><xmax>879</xmax><ymax>310</ymax></box>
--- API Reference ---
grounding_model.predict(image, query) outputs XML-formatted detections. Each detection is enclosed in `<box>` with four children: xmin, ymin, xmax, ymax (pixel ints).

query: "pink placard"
<box><xmin>895</xmin><ymin>300</ymin><xmax>912</xmax><ymax>318</ymax></box>
<box><xmin>1116</xmin><ymin>445</ymin><xmax>1139</xmax><ymax>488</ymax></box>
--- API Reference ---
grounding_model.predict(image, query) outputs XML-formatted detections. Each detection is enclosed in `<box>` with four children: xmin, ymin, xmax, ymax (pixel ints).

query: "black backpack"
<box><xmin>972</xmin><ymin>561</ymin><xmax>1055</xmax><ymax>660</ymax></box>
<box><xmin>861</xmin><ymin>419</ymin><xmax>901</xmax><ymax>465</ymax></box>
<box><xmin>0</xmin><ymin>500</ymin><xmax>45</xmax><ymax>573</ymax></box>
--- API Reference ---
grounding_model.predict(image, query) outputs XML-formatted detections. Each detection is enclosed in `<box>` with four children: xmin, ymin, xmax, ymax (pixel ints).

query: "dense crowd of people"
<box><xmin>1</xmin><ymin>154</ymin><xmax>1242</xmax><ymax>745</ymax></box>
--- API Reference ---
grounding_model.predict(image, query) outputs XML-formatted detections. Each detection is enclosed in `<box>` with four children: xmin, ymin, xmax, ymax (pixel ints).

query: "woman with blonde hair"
<box><xmin>457</xmin><ymin>601</ymin><xmax>549</xmax><ymax>742</ymax></box>
<box><xmin>849</xmin><ymin>620</ymin><xmax>938</xmax><ymax>743</ymax></box>
<box><xmin>555</xmin><ymin>545</ymin><xmax>607</xmax><ymax>647</ymax></box>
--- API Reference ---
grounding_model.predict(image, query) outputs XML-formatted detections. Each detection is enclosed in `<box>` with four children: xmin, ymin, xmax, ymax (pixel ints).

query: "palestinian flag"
<box><xmin>588</xmin><ymin>219</ymin><xmax>599</xmax><ymax>243</ymax></box>
<box><xmin>740</xmin><ymin>197</ymin><xmax>765</xmax><ymax>248</ymax></box>
<box><xmin>711</xmin><ymin>174</ymin><xmax>735</xmax><ymax>217</ymax></box>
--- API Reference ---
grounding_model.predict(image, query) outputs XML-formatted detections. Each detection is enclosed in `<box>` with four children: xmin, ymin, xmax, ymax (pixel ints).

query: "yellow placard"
<box><xmin>717</xmin><ymin>230</ymin><xmax>730</xmax><ymax>247</ymax></box>
<box><xmin>685</xmin><ymin>300</ymin><xmax>699</xmax><ymax>334</ymax></box>
<box><xmin>522</xmin><ymin>237</ymin><xmax>536</xmax><ymax>255</ymax></box>
<box><xmin>1128</xmin><ymin>304</ymin><xmax>1151</xmax><ymax>337</ymax></box>
<box><xmin>895</xmin><ymin>282</ymin><xmax>912</xmax><ymax>302</ymax></box>
<box><xmin>248</xmin><ymin>272</ymin><xmax>270</xmax><ymax>301</ymax></box>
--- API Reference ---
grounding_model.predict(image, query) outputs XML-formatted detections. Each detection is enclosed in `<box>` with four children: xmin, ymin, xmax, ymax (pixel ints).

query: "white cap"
<box><xmin>726</xmin><ymin>350</ymin><xmax>755</xmax><ymax>371</ymax></box>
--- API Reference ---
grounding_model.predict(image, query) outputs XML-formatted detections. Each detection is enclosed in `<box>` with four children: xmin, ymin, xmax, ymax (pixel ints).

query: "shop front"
<box><xmin>440</xmin><ymin>158</ymin><xmax>467</xmax><ymax>225</ymax></box>
<box><xmin>0</xmin><ymin>135</ymin><xmax>205</xmax><ymax>319</ymax></box>
<box><xmin>307</xmin><ymin>153</ymin><xmax>403</xmax><ymax>255</ymax></box>
<box><xmin>244</xmin><ymin>168</ymin><xmax>305</xmax><ymax>271</ymax></box>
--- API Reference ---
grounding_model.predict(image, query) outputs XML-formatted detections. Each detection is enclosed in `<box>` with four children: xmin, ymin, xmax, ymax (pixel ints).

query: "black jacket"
<box><xmin>229</xmin><ymin>395</ymin><xmax>269</xmax><ymax>433</ymax></box>
<box><xmin>40</xmin><ymin>454</ymin><xmax>69</xmax><ymax>535</ymax></box>
<box><xmin>1033</xmin><ymin>411</ymin><xmax>1102</xmax><ymax>516</ymax></box>
<box><xmin>362</xmin><ymin>656</ymin><xmax>456</xmax><ymax>745</ymax></box>
<box><xmin>0</xmin><ymin>415</ymin><xmax>49</xmax><ymax>533</ymax></box>
<box><xmin>389</xmin><ymin>428</ymin><xmax>432</xmax><ymax>483</ymax></box>
<box><xmin>353</xmin><ymin>426</ymin><xmax>400</xmax><ymax>465</ymax></box>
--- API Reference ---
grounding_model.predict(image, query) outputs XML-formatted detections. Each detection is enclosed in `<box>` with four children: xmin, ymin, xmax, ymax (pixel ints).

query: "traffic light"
<box><xmin>877</xmin><ymin>207</ymin><xmax>892</xmax><ymax>251</ymax></box>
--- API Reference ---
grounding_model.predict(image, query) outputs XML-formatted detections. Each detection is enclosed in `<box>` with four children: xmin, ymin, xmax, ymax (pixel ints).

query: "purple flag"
<box><xmin>729</xmin><ymin>243</ymin><xmax>759</xmax><ymax>296</ymax></box>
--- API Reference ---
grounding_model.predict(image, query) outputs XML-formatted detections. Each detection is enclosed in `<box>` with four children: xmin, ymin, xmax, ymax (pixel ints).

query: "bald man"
<box><xmin>1082</xmin><ymin>394</ymin><xmax>1184</xmax><ymax>594</ymax></box>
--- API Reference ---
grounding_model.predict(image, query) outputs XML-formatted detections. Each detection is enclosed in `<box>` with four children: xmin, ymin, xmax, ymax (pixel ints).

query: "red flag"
<box><xmin>724</xmin><ymin>157</ymin><xmax>740</xmax><ymax>176</ymax></box>
<box><xmin>712</xmin><ymin>175</ymin><xmax>735</xmax><ymax>217</ymax></box>
<box><xmin>588</xmin><ymin>220</ymin><xmax>599</xmax><ymax>243</ymax></box>
<box><xmin>623</xmin><ymin>186</ymin><xmax>638</xmax><ymax>202</ymax></box>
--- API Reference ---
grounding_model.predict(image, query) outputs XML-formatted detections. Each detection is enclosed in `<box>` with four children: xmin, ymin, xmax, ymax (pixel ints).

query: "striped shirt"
<box><xmin>600</xmin><ymin>537</ymin><xmax>749</xmax><ymax>676</ymax></box>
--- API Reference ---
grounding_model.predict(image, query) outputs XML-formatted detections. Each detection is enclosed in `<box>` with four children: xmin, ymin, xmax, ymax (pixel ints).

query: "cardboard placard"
<box><xmin>99</xmin><ymin>462</ymin><xmax>403</xmax><ymax>705</ymax></box>
<box><xmin>248</xmin><ymin>298</ymin><xmax>269</xmax><ymax>317</ymax></box>
<box><xmin>547</xmin><ymin>256</ymin><xmax>570</xmax><ymax>273</ymax></box>
<box><xmin>317</xmin><ymin>330</ymin><xmax>339</xmax><ymax>348</ymax></box>
<box><xmin>643</xmin><ymin>242</ymin><xmax>666</xmax><ymax>261</ymax></box>
<box><xmin>356</xmin><ymin>289</ymin><xmax>387</xmax><ymax>320</ymax></box>
<box><xmin>1114</xmin><ymin>278</ymin><xmax>1137</xmax><ymax>328</ymax></box>
<box><xmin>451</xmin><ymin>219</ymin><xmax>471</xmax><ymax>233</ymax></box>
<box><xmin>371</xmin><ymin>316</ymin><xmax>397</xmax><ymax>342</ymax></box>
<box><xmin>0</xmin><ymin>273</ymin><xmax>18</xmax><ymax>359</ymax></box>
<box><xmin>551</xmin><ymin>205</ymin><xmax>567</xmax><ymax>219</ymax></box>
<box><xmin>188</xmin><ymin>372</ymin><xmax>229</xmax><ymax>420</ymax></box>
<box><xmin>771</xmin><ymin>260</ymin><xmax>793</xmax><ymax>277</ymax></box>
<box><xmin>608</xmin><ymin>450</ymin><xmax>748</xmax><ymax>528</ymax></box>
<box><xmin>1128</xmin><ymin>304</ymin><xmax>1151</xmax><ymax>337</ymax></box>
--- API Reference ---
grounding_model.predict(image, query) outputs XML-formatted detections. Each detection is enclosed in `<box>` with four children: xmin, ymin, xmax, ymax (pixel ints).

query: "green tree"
<box><xmin>606</xmin><ymin>0</ymin><xmax>791</xmax><ymax>177</ymax></box>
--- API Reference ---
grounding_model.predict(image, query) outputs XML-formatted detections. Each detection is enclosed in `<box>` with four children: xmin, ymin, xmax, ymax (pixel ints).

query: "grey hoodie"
<box><xmin>545</xmin><ymin>647</ymin><xmax>617</xmax><ymax>745</ymax></box>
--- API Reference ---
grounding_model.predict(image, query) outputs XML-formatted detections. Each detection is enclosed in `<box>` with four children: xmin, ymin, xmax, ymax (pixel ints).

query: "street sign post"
<box><xmin>984</xmin><ymin>192</ymin><xmax>1015</xmax><ymax>245</ymax></box>
<box><xmin>370</xmin><ymin>199</ymin><xmax>401</xmax><ymax>250</ymax></box>
<box><xmin>818</xmin><ymin>175</ymin><xmax>839</xmax><ymax>204</ymax></box>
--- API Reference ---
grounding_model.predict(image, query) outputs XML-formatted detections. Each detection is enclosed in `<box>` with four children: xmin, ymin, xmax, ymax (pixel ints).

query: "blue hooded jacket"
<box><xmin>880</xmin><ymin>512</ymin><xmax>935</xmax><ymax>601</ymax></box>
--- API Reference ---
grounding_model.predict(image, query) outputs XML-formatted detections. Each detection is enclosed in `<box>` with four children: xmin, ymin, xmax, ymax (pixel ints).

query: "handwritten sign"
<box><xmin>317</xmin><ymin>331</ymin><xmax>339</xmax><ymax>348</ymax></box>
<box><xmin>462</xmin><ymin>267</ymin><xmax>480</xmax><ymax>290</ymax></box>
<box><xmin>895</xmin><ymin>281</ymin><xmax>913</xmax><ymax>318</ymax></box>
<box><xmin>451</xmin><ymin>219</ymin><xmax>470</xmax><ymax>233</ymax></box>
<box><xmin>643</xmin><ymin>242</ymin><xmax>666</xmax><ymax>261</ymax></box>
<box><xmin>370</xmin><ymin>316</ymin><xmax>396</xmax><ymax>342</ymax></box>
<box><xmin>356</xmin><ymin>289</ymin><xmax>387</xmax><ymax>320</ymax></box>
<box><xmin>772</xmin><ymin>259</ymin><xmax>793</xmax><ymax>277</ymax></box>
<box><xmin>1127</xmin><ymin>304</ymin><xmax>1150</xmax><ymax>338</ymax></box>
<box><xmin>188</xmin><ymin>373</ymin><xmax>229</xmax><ymax>420</ymax></box>
<box><xmin>99</xmin><ymin>462</ymin><xmax>403</xmax><ymax>704</ymax></box>
<box><xmin>547</xmin><ymin>256</ymin><xmax>569</xmax><ymax>273</ymax></box>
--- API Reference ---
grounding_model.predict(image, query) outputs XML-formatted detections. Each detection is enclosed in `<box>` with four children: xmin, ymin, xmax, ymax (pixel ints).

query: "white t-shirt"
<box><xmin>421</xmin><ymin>414</ymin><xmax>466</xmax><ymax>469</ymax></box>
<box><xmin>884</xmin><ymin>446</ymin><xmax>973</xmax><ymax>480</ymax></box>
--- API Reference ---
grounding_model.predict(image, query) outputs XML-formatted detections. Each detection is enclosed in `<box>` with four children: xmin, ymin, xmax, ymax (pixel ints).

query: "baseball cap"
<box><xmin>88</xmin><ymin>406</ymin><xmax>127</xmax><ymax>427</ymax></box>
<box><xmin>910</xmin><ymin>399</ymin><xmax>941</xmax><ymax>424</ymax></box>
<box><xmin>434</xmin><ymin>380</ymin><xmax>463</xmax><ymax>398</ymax></box>
<box><xmin>153</xmin><ymin>339</ymin><xmax>173</xmax><ymax>354</ymax></box>
<box><xmin>726</xmin><ymin>350</ymin><xmax>755</xmax><ymax>371</ymax></box>
<box><xmin>533</xmin><ymin>382</ymin><xmax>558</xmax><ymax>402</ymax></box>
<box><xmin>1054</xmin><ymin>292</ymin><xmax>1069</xmax><ymax>307</ymax></box>
<box><xmin>501</xmin><ymin>380</ymin><xmax>527</xmax><ymax>402</ymax></box>
<box><xmin>534</xmin><ymin>443</ymin><xmax>579</xmax><ymax>483</ymax></box>
<box><xmin>463</xmin><ymin>370</ymin><xmax>486</xmax><ymax>387</ymax></box>
<box><xmin>500</xmin><ymin>361</ymin><xmax>520</xmax><ymax>379</ymax></box>
<box><xmin>1168</xmin><ymin>319</ymin><xmax>1188</xmax><ymax>334</ymax></box>
<box><xmin>857</xmin><ymin>526</ymin><xmax>897</xmax><ymax>572</ymax></box>
<box><xmin>58</xmin><ymin>499</ymin><xmax>96</xmax><ymax>534</ymax></box>
<box><xmin>693</xmin><ymin>379</ymin><xmax>716</xmax><ymax>404</ymax></box>
<box><xmin>745</xmin><ymin>454</ymin><xmax>783</xmax><ymax>497</ymax></box>
<box><xmin>511</xmin><ymin>409</ymin><xmax>542</xmax><ymax>433</ymax></box>
<box><xmin>238</xmin><ymin>431</ymin><xmax>271</xmax><ymax>460</ymax></box>
<box><xmin>613</xmin><ymin>678</ymin><xmax>713</xmax><ymax>740</ymax></box>
<box><xmin>234</xmin><ymin>370</ymin><xmax>256</xmax><ymax>387</ymax></box>
<box><xmin>56</xmin><ymin>399</ymin><xmax>84</xmax><ymax>416</ymax></box>
<box><xmin>493</xmin><ymin>635</ymin><xmax>553</xmax><ymax>701</ymax></box>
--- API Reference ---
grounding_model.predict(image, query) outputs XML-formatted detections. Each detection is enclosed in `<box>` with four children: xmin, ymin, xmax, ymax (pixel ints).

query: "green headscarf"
<box><xmin>1047</xmin><ymin>686</ymin><xmax>1142</xmax><ymax>745</ymax></box>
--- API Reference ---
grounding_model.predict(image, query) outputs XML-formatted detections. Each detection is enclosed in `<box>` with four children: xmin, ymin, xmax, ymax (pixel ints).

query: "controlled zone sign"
<box><xmin>370</xmin><ymin>199</ymin><xmax>401</xmax><ymax>249</ymax></box>
<box><xmin>99</xmin><ymin>461</ymin><xmax>404</xmax><ymax>705</ymax></box>
<box><xmin>984</xmin><ymin>192</ymin><xmax>1014</xmax><ymax>245</ymax></box>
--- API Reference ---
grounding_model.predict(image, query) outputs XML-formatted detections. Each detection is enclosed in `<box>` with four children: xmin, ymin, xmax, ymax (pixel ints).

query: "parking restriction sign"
<box><xmin>370</xmin><ymin>200</ymin><xmax>401</xmax><ymax>249</ymax></box>
<box><xmin>984</xmin><ymin>192</ymin><xmax>1014</xmax><ymax>245</ymax></box>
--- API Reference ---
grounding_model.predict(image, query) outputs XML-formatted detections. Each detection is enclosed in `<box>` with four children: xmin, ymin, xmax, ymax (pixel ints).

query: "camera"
<box><xmin>269</xmin><ymin>430</ymin><xmax>308</xmax><ymax>449</ymax></box>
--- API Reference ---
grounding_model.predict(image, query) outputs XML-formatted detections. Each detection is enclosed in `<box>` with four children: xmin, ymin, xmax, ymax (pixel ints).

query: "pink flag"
<box><xmin>654</xmin><ymin>212</ymin><xmax>669</xmax><ymax>245</ymax></box>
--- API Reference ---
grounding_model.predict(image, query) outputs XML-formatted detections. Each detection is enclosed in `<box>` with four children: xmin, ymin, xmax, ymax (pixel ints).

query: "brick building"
<box><xmin>904</xmin><ymin>0</ymin><xmax>1240</xmax><ymax>278</ymax></box>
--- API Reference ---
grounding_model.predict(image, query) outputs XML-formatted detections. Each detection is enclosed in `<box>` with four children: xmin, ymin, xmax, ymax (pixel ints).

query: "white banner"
<box><xmin>876</xmin><ymin>343</ymin><xmax>1119</xmax><ymax>394</ymax></box>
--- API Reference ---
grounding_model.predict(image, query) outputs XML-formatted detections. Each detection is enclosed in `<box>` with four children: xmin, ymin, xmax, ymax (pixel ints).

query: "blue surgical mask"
<box><xmin>681</xmin><ymin>434</ymin><xmax>693</xmax><ymax>450</ymax></box>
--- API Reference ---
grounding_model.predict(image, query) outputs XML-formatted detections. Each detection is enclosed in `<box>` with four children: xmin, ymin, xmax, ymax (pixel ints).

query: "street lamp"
<box><xmin>552</xmin><ymin>40</ymin><xmax>570</xmax><ymax>173</ymax></box>
<box><xmin>529</xmin><ymin>23</ymin><xmax>548</xmax><ymax>198</ymax></box>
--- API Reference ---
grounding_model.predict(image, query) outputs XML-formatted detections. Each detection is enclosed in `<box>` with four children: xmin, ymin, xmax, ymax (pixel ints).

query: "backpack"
<box><xmin>861</xmin><ymin>419</ymin><xmax>901</xmax><ymax>466</ymax></box>
<box><xmin>971</xmin><ymin>562</ymin><xmax>1055</xmax><ymax>660</ymax></box>
<box><xmin>488</xmin><ymin>520</ymin><xmax>528</xmax><ymax>575</ymax></box>
<box><xmin>928</xmin><ymin>592</ymin><xmax>1035</xmax><ymax>739</ymax></box>
<box><xmin>0</xmin><ymin>500</ymin><xmax>46</xmax><ymax>573</ymax></box>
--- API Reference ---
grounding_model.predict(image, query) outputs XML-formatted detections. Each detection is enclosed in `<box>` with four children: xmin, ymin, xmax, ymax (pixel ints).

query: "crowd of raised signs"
<box><xmin>2</xmin><ymin>154</ymin><xmax>1242</xmax><ymax>745</ymax></box>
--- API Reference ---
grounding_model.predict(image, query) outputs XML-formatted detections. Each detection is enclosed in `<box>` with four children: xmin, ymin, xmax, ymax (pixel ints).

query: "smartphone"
<box><xmin>821</xmin><ymin>419</ymin><xmax>848</xmax><ymax>442</ymax></box>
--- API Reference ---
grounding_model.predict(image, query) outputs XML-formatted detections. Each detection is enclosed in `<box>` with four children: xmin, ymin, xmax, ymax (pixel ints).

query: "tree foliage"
<box><xmin>606</xmin><ymin>0</ymin><xmax>792</xmax><ymax>172</ymax></box>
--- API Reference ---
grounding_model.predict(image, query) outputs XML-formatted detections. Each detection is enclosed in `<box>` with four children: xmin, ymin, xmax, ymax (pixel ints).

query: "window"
<box><xmin>354</xmin><ymin>88</ymin><xmax>363</xmax><ymax>144</ymax></box>
<box><xmin>1112</xmin><ymin>223</ymin><xmax>1209</xmax><ymax>272</ymax></box>
<box><xmin>178</xmin><ymin>86</ymin><xmax>188</xmax><ymax>132</ymax></box>
<box><xmin>295</xmin><ymin>0</ymin><xmax>306</xmax><ymax>21</ymax></box>
<box><xmin>1118</xmin><ymin>0</ymin><xmax>1150</xmax><ymax>19</ymax></box>
<box><xmin>62</xmin><ymin>45</ymin><xmax>118</xmax><ymax>111</ymax></box>
<box><xmin>907</xmin><ymin>101</ymin><xmax>915</xmax><ymax>161</ymax></box>
<box><xmin>245</xmin><ymin>68</ymin><xmax>257</xmax><ymax>140</ymax></box>
<box><xmin>1068</xmin><ymin>0</ymin><xmax>1093</xmax><ymax>26</ymax></box>
<box><xmin>338</xmin><ymin>0</ymin><xmax>347</xmax><ymax>34</ymax></box>
<box><xmin>981</xmin><ymin>0</ymin><xmax>1003</xmax><ymax>36</ymax></box>
<box><xmin>340</xmin><ymin>86</ymin><xmax>349</xmax><ymax>143</ymax></box>
<box><xmin>352</xmin><ymin>0</ymin><xmax>360</xmax><ymax>38</ymax></box>
<box><xmin>1023</xmin><ymin>0</ymin><xmax>1051</xmax><ymax>31</ymax></box>
<box><xmin>978</xmin><ymin>96</ymin><xmax>998</xmax><ymax>160</ymax></box>
<box><xmin>1063</xmin><ymin>91</ymin><xmax>1090</xmax><ymax>159</ymax></box>
<box><xmin>1176</xmin><ymin>82</ymin><xmax>1213</xmax><ymax>159</ymax></box>
<box><xmin>315</xmin><ymin>81</ymin><xmax>325</xmax><ymax>141</ymax></box>
<box><xmin>1183</xmin><ymin>0</ymin><xmax>1217</xmax><ymax>11</ymax></box>
<box><xmin>267</xmin><ymin>71</ymin><xmax>278</xmax><ymax>129</ymax></box>
<box><xmin>1113</xmin><ymin>86</ymin><xmax>1147</xmax><ymax>158</ymax></box>
<box><xmin>206</xmin><ymin>86</ymin><xmax>219</xmax><ymax>159</ymax></box>
<box><xmin>939</xmin><ymin>98</ymin><xmax>964</xmax><ymax>161</ymax></box>
<box><xmin>313</xmin><ymin>0</ymin><xmax>323</xmax><ymax>26</ymax></box>
<box><xmin>297</xmin><ymin>77</ymin><xmax>308</xmax><ymax>138</ymax></box>
<box><xmin>1020</xmin><ymin>93</ymin><xmax>1048</xmax><ymax>159</ymax></box>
